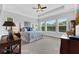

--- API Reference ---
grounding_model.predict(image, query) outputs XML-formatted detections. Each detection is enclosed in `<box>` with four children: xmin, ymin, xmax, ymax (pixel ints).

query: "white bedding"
<box><xmin>21</xmin><ymin>31</ymin><xmax>43</xmax><ymax>43</ymax></box>
<box><xmin>0</xmin><ymin>28</ymin><xmax>8</xmax><ymax>40</ymax></box>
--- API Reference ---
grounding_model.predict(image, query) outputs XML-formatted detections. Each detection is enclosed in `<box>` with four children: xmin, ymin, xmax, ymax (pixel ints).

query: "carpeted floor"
<box><xmin>21</xmin><ymin>36</ymin><xmax>61</xmax><ymax>54</ymax></box>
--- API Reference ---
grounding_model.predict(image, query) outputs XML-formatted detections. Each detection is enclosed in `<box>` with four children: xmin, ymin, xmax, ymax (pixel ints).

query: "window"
<box><xmin>47</xmin><ymin>20</ymin><xmax>56</xmax><ymax>31</ymax></box>
<box><xmin>41</xmin><ymin>22</ymin><xmax>45</xmax><ymax>31</ymax></box>
<box><xmin>24</xmin><ymin>22</ymin><xmax>31</xmax><ymax>27</ymax></box>
<box><xmin>58</xmin><ymin>19</ymin><xmax>67</xmax><ymax>32</ymax></box>
<box><xmin>40</xmin><ymin>18</ymin><xmax>68</xmax><ymax>32</ymax></box>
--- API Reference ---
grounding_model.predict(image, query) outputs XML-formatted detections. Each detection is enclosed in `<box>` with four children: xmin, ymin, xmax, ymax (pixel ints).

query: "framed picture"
<box><xmin>7</xmin><ymin>17</ymin><xmax>13</xmax><ymax>22</ymax></box>
<box><xmin>76</xmin><ymin>14</ymin><xmax>79</xmax><ymax>25</ymax></box>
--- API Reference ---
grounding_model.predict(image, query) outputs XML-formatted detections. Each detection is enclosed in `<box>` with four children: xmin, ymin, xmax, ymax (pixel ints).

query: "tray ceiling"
<box><xmin>2</xmin><ymin>4</ymin><xmax>77</xmax><ymax>19</ymax></box>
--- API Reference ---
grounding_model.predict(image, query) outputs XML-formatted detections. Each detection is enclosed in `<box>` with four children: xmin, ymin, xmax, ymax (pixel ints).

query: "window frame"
<box><xmin>40</xmin><ymin>18</ymin><xmax>68</xmax><ymax>33</ymax></box>
<box><xmin>58</xmin><ymin>18</ymin><xmax>67</xmax><ymax>32</ymax></box>
<box><xmin>41</xmin><ymin>21</ymin><xmax>46</xmax><ymax>31</ymax></box>
<box><xmin>46</xmin><ymin>20</ymin><xmax>56</xmax><ymax>31</ymax></box>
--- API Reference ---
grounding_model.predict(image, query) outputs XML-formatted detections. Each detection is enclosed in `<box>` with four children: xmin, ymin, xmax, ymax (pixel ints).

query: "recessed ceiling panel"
<box><xmin>2</xmin><ymin>4</ymin><xmax>77</xmax><ymax>19</ymax></box>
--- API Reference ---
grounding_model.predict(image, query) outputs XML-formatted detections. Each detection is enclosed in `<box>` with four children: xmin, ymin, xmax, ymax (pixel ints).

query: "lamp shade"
<box><xmin>3</xmin><ymin>21</ymin><xmax>16</xmax><ymax>26</ymax></box>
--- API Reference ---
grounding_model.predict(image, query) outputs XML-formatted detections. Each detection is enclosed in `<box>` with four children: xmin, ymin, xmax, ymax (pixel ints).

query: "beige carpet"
<box><xmin>21</xmin><ymin>37</ymin><xmax>61</xmax><ymax>54</ymax></box>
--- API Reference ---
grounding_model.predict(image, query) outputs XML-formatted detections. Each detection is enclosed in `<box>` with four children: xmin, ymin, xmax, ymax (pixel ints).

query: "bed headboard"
<box><xmin>21</xmin><ymin>27</ymin><xmax>33</xmax><ymax>32</ymax></box>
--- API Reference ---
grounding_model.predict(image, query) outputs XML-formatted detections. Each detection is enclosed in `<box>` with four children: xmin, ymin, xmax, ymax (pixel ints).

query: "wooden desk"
<box><xmin>0</xmin><ymin>35</ymin><xmax>21</xmax><ymax>54</ymax></box>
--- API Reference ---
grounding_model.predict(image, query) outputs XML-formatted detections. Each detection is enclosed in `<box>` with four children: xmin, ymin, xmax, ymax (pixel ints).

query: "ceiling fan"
<box><xmin>33</xmin><ymin>4</ymin><xmax>47</xmax><ymax>12</ymax></box>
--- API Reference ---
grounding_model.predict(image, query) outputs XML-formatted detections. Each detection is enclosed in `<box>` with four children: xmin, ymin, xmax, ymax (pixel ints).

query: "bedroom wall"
<box><xmin>0</xmin><ymin>10</ymin><xmax>38</xmax><ymax>38</ymax></box>
<box><xmin>1</xmin><ymin>11</ymin><xmax>38</xmax><ymax>32</ymax></box>
<box><xmin>0</xmin><ymin>4</ymin><xmax>2</xmax><ymax>17</ymax></box>
<box><xmin>38</xmin><ymin>10</ymin><xmax>77</xmax><ymax>38</ymax></box>
<box><xmin>0</xmin><ymin>5</ymin><xmax>9</xmax><ymax>39</ymax></box>
<box><xmin>0</xmin><ymin>8</ymin><xmax>39</xmax><ymax>39</ymax></box>
<box><xmin>76</xmin><ymin>25</ymin><xmax>79</xmax><ymax>36</ymax></box>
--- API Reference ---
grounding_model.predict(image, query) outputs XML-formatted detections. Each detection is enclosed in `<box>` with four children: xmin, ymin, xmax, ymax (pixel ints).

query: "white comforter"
<box><xmin>21</xmin><ymin>31</ymin><xmax>43</xmax><ymax>43</ymax></box>
<box><xmin>0</xmin><ymin>28</ymin><xmax>8</xmax><ymax>40</ymax></box>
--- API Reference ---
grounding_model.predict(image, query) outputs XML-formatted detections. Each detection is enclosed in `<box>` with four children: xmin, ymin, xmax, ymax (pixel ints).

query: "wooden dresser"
<box><xmin>60</xmin><ymin>36</ymin><xmax>79</xmax><ymax>54</ymax></box>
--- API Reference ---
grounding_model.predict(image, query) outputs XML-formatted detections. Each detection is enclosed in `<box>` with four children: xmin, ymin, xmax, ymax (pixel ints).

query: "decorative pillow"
<box><xmin>24</xmin><ymin>28</ymin><xmax>27</xmax><ymax>32</ymax></box>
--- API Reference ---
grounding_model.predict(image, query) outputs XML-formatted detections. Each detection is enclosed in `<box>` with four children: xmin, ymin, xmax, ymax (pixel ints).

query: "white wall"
<box><xmin>0</xmin><ymin>10</ymin><xmax>38</xmax><ymax>37</ymax></box>
<box><xmin>1</xmin><ymin>11</ymin><xmax>38</xmax><ymax>31</ymax></box>
<box><xmin>76</xmin><ymin>25</ymin><xmax>79</xmax><ymax>36</ymax></box>
<box><xmin>40</xmin><ymin>10</ymin><xmax>76</xmax><ymax>22</ymax></box>
<box><xmin>0</xmin><ymin>18</ymin><xmax>8</xmax><ymax>39</ymax></box>
<box><xmin>0</xmin><ymin>5</ymin><xmax>9</xmax><ymax>39</ymax></box>
<box><xmin>39</xmin><ymin>11</ymin><xmax>76</xmax><ymax>38</ymax></box>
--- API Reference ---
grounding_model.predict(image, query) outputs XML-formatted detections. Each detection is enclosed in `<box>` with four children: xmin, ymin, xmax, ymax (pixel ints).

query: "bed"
<box><xmin>21</xmin><ymin>27</ymin><xmax>43</xmax><ymax>43</ymax></box>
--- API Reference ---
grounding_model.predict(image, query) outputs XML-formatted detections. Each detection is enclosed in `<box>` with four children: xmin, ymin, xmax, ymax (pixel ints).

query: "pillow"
<box><xmin>27</xmin><ymin>27</ymin><xmax>32</xmax><ymax>31</ymax></box>
<box><xmin>24</xmin><ymin>28</ymin><xmax>27</xmax><ymax>32</ymax></box>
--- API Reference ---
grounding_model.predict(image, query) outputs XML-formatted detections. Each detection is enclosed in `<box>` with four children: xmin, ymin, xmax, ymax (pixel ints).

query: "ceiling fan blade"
<box><xmin>36</xmin><ymin>9</ymin><xmax>43</xmax><ymax>12</ymax></box>
<box><xmin>33</xmin><ymin>4</ymin><xmax>47</xmax><ymax>12</ymax></box>
<box><xmin>41</xmin><ymin>7</ymin><xmax>47</xmax><ymax>9</ymax></box>
<box><xmin>33</xmin><ymin>4</ymin><xmax>41</xmax><ymax>9</ymax></box>
<box><xmin>32</xmin><ymin>7</ymin><xmax>38</xmax><ymax>9</ymax></box>
<box><xmin>41</xmin><ymin>9</ymin><xmax>43</xmax><ymax>12</ymax></box>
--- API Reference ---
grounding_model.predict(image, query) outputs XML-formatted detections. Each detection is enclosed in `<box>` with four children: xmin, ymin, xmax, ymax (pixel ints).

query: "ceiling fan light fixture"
<box><xmin>38</xmin><ymin>8</ymin><xmax>41</xmax><ymax>10</ymax></box>
<box><xmin>33</xmin><ymin>4</ymin><xmax>47</xmax><ymax>12</ymax></box>
<box><xmin>36</xmin><ymin>9</ymin><xmax>43</xmax><ymax>12</ymax></box>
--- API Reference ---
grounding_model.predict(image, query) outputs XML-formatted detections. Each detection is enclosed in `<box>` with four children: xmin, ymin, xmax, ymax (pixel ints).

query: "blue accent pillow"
<box><xmin>24</xmin><ymin>27</ymin><xmax>32</xmax><ymax>31</ymax></box>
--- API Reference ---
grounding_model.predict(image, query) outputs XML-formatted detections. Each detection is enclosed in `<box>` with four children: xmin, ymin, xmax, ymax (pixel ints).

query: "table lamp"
<box><xmin>2</xmin><ymin>20</ymin><xmax>16</xmax><ymax>53</ymax></box>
